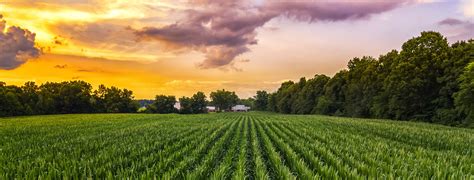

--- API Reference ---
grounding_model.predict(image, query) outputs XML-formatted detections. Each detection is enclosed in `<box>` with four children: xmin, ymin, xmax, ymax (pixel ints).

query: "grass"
<box><xmin>0</xmin><ymin>112</ymin><xmax>473</xmax><ymax>179</ymax></box>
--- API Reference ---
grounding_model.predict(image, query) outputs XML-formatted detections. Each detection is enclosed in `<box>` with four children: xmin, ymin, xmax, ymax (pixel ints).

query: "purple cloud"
<box><xmin>438</xmin><ymin>18</ymin><xmax>474</xmax><ymax>41</ymax></box>
<box><xmin>0</xmin><ymin>15</ymin><xmax>40</xmax><ymax>70</ymax></box>
<box><xmin>135</xmin><ymin>1</ymin><xmax>414</xmax><ymax>69</ymax></box>
<box><xmin>439</xmin><ymin>18</ymin><xmax>464</xmax><ymax>26</ymax></box>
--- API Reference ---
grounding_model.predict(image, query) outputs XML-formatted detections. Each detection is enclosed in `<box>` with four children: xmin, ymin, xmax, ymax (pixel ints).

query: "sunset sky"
<box><xmin>0</xmin><ymin>0</ymin><xmax>473</xmax><ymax>99</ymax></box>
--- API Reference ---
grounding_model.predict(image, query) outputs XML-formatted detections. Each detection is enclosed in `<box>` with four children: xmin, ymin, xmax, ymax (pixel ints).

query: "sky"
<box><xmin>0</xmin><ymin>0</ymin><xmax>473</xmax><ymax>99</ymax></box>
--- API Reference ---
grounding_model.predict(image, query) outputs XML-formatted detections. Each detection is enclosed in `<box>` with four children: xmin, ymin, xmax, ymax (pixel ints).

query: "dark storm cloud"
<box><xmin>135</xmin><ymin>0</ymin><xmax>413</xmax><ymax>69</ymax></box>
<box><xmin>0</xmin><ymin>15</ymin><xmax>40</xmax><ymax>70</ymax></box>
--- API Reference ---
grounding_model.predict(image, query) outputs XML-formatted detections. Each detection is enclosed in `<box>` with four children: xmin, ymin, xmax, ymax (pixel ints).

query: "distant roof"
<box><xmin>232</xmin><ymin>105</ymin><xmax>250</xmax><ymax>110</ymax></box>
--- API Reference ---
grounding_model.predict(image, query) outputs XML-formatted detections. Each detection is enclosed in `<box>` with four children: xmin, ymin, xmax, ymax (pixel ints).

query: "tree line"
<box><xmin>0</xmin><ymin>80</ymin><xmax>254</xmax><ymax>116</ymax></box>
<box><xmin>144</xmin><ymin>89</ymin><xmax>253</xmax><ymax>114</ymax></box>
<box><xmin>254</xmin><ymin>32</ymin><xmax>473</xmax><ymax>126</ymax></box>
<box><xmin>0</xmin><ymin>81</ymin><xmax>138</xmax><ymax>116</ymax></box>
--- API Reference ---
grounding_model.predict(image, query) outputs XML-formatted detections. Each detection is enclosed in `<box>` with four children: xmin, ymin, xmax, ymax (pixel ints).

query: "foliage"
<box><xmin>0</xmin><ymin>112</ymin><xmax>472</xmax><ymax>178</ymax></box>
<box><xmin>454</xmin><ymin>62</ymin><xmax>474</xmax><ymax>125</ymax></box>
<box><xmin>93</xmin><ymin>85</ymin><xmax>138</xmax><ymax>113</ymax></box>
<box><xmin>179</xmin><ymin>96</ymin><xmax>193</xmax><ymax>114</ymax></box>
<box><xmin>147</xmin><ymin>95</ymin><xmax>177</xmax><ymax>114</ymax></box>
<box><xmin>254</xmin><ymin>90</ymin><xmax>269</xmax><ymax>111</ymax></box>
<box><xmin>264</xmin><ymin>32</ymin><xmax>473</xmax><ymax>126</ymax></box>
<box><xmin>0</xmin><ymin>81</ymin><xmax>137</xmax><ymax>116</ymax></box>
<box><xmin>191</xmin><ymin>91</ymin><xmax>208</xmax><ymax>114</ymax></box>
<box><xmin>210</xmin><ymin>89</ymin><xmax>239</xmax><ymax>111</ymax></box>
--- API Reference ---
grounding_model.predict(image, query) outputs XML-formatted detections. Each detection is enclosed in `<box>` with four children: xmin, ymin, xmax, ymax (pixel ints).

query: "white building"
<box><xmin>231</xmin><ymin>105</ymin><xmax>251</xmax><ymax>112</ymax></box>
<box><xmin>174</xmin><ymin>102</ymin><xmax>181</xmax><ymax>110</ymax></box>
<box><xmin>206</xmin><ymin>106</ymin><xmax>216</xmax><ymax>112</ymax></box>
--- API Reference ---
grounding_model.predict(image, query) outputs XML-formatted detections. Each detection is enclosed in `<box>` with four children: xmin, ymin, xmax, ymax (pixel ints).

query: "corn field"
<box><xmin>0</xmin><ymin>112</ymin><xmax>473</xmax><ymax>179</ymax></box>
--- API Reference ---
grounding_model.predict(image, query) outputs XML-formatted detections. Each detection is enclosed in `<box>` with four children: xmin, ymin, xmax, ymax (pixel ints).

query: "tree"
<box><xmin>344</xmin><ymin>56</ymin><xmax>380</xmax><ymax>117</ymax></box>
<box><xmin>179</xmin><ymin>96</ymin><xmax>193</xmax><ymax>114</ymax></box>
<box><xmin>93</xmin><ymin>85</ymin><xmax>138</xmax><ymax>113</ymax></box>
<box><xmin>254</xmin><ymin>90</ymin><xmax>269</xmax><ymax>111</ymax></box>
<box><xmin>454</xmin><ymin>62</ymin><xmax>474</xmax><ymax>125</ymax></box>
<box><xmin>20</xmin><ymin>82</ymin><xmax>39</xmax><ymax>115</ymax></box>
<box><xmin>147</xmin><ymin>95</ymin><xmax>177</xmax><ymax>114</ymax></box>
<box><xmin>0</xmin><ymin>81</ymin><xmax>138</xmax><ymax>116</ymax></box>
<box><xmin>384</xmin><ymin>31</ymin><xmax>449</xmax><ymax>120</ymax></box>
<box><xmin>267</xmin><ymin>93</ymin><xmax>277</xmax><ymax>112</ymax></box>
<box><xmin>432</xmin><ymin>40</ymin><xmax>474</xmax><ymax>124</ymax></box>
<box><xmin>58</xmin><ymin>81</ymin><xmax>94</xmax><ymax>114</ymax></box>
<box><xmin>289</xmin><ymin>77</ymin><xmax>307</xmax><ymax>114</ymax></box>
<box><xmin>191</xmin><ymin>92</ymin><xmax>208</xmax><ymax>113</ymax></box>
<box><xmin>295</xmin><ymin>75</ymin><xmax>329</xmax><ymax>114</ymax></box>
<box><xmin>275</xmin><ymin>81</ymin><xmax>295</xmax><ymax>113</ymax></box>
<box><xmin>210</xmin><ymin>89</ymin><xmax>239</xmax><ymax>111</ymax></box>
<box><xmin>316</xmin><ymin>70</ymin><xmax>348</xmax><ymax>115</ymax></box>
<box><xmin>0</xmin><ymin>84</ymin><xmax>24</xmax><ymax>116</ymax></box>
<box><xmin>371</xmin><ymin>50</ymin><xmax>399</xmax><ymax>119</ymax></box>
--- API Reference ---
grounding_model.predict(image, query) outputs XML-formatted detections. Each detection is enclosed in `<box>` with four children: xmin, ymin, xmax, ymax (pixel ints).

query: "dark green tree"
<box><xmin>93</xmin><ymin>85</ymin><xmax>138</xmax><ymax>113</ymax></box>
<box><xmin>0</xmin><ymin>84</ymin><xmax>24</xmax><ymax>116</ymax></box>
<box><xmin>20</xmin><ymin>82</ymin><xmax>39</xmax><ymax>115</ymax></box>
<box><xmin>454</xmin><ymin>62</ymin><xmax>474</xmax><ymax>125</ymax></box>
<box><xmin>254</xmin><ymin>90</ymin><xmax>269</xmax><ymax>111</ymax></box>
<box><xmin>432</xmin><ymin>40</ymin><xmax>474</xmax><ymax>124</ymax></box>
<box><xmin>58</xmin><ymin>81</ymin><xmax>94</xmax><ymax>114</ymax></box>
<box><xmin>147</xmin><ymin>95</ymin><xmax>177</xmax><ymax>114</ymax></box>
<box><xmin>385</xmin><ymin>31</ymin><xmax>449</xmax><ymax>120</ymax></box>
<box><xmin>210</xmin><ymin>89</ymin><xmax>239</xmax><ymax>111</ymax></box>
<box><xmin>315</xmin><ymin>70</ymin><xmax>348</xmax><ymax>115</ymax></box>
<box><xmin>275</xmin><ymin>81</ymin><xmax>296</xmax><ymax>113</ymax></box>
<box><xmin>371</xmin><ymin>50</ymin><xmax>399</xmax><ymax>118</ymax></box>
<box><xmin>267</xmin><ymin>93</ymin><xmax>277</xmax><ymax>112</ymax></box>
<box><xmin>191</xmin><ymin>91</ymin><xmax>208</xmax><ymax>113</ymax></box>
<box><xmin>344</xmin><ymin>56</ymin><xmax>380</xmax><ymax>117</ymax></box>
<box><xmin>179</xmin><ymin>96</ymin><xmax>193</xmax><ymax>114</ymax></box>
<box><xmin>294</xmin><ymin>75</ymin><xmax>329</xmax><ymax>114</ymax></box>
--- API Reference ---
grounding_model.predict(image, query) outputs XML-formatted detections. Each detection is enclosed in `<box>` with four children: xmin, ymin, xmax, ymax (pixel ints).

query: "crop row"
<box><xmin>0</xmin><ymin>113</ymin><xmax>473</xmax><ymax>178</ymax></box>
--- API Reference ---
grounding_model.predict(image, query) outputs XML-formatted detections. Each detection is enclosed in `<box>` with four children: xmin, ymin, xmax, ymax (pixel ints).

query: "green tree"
<box><xmin>254</xmin><ymin>90</ymin><xmax>269</xmax><ymax>111</ymax></box>
<box><xmin>20</xmin><ymin>82</ymin><xmax>39</xmax><ymax>115</ymax></box>
<box><xmin>179</xmin><ymin>96</ymin><xmax>193</xmax><ymax>114</ymax></box>
<box><xmin>294</xmin><ymin>75</ymin><xmax>329</xmax><ymax>114</ymax></box>
<box><xmin>191</xmin><ymin>91</ymin><xmax>208</xmax><ymax>113</ymax></box>
<box><xmin>267</xmin><ymin>93</ymin><xmax>277</xmax><ymax>112</ymax></box>
<box><xmin>93</xmin><ymin>85</ymin><xmax>138</xmax><ymax>113</ymax></box>
<box><xmin>371</xmin><ymin>50</ymin><xmax>399</xmax><ymax>119</ymax></box>
<box><xmin>0</xmin><ymin>84</ymin><xmax>24</xmax><ymax>116</ymax></box>
<box><xmin>275</xmin><ymin>81</ymin><xmax>296</xmax><ymax>113</ymax></box>
<box><xmin>147</xmin><ymin>95</ymin><xmax>177</xmax><ymax>114</ymax></box>
<box><xmin>58</xmin><ymin>81</ymin><xmax>94</xmax><ymax>114</ymax></box>
<box><xmin>385</xmin><ymin>31</ymin><xmax>449</xmax><ymax>121</ymax></box>
<box><xmin>432</xmin><ymin>40</ymin><xmax>474</xmax><ymax>124</ymax></box>
<box><xmin>316</xmin><ymin>70</ymin><xmax>348</xmax><ymax>115</ymax></box>
<box><xmin>454</xmin><ymin>62</ymin><xmax>474</xmax><ymax>125</ymax></box>
<box><xmin>344</xmin><ymin>56</ymin><xmax>380</xmax><ymax>117</ymax></box>
<box><xmin>210</xmin><ymin>89</ymin><xmax>239</xmax><ymax>111</ymax></box>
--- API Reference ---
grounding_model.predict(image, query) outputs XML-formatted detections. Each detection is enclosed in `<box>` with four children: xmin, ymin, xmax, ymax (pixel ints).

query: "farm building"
<box><xmin>174</xmin><ymin>102</ymin><xmax>181</xmax><ymax>110</ymax></box>
<box><xmin>206</xmin><ymin>106</ymin><xmax>216</xmax><ymax>112</ymax></box>
<box><xmin>231</xmin><ymin>105</ymin><xmax>251</xmax><ymax>112</ymax></box>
